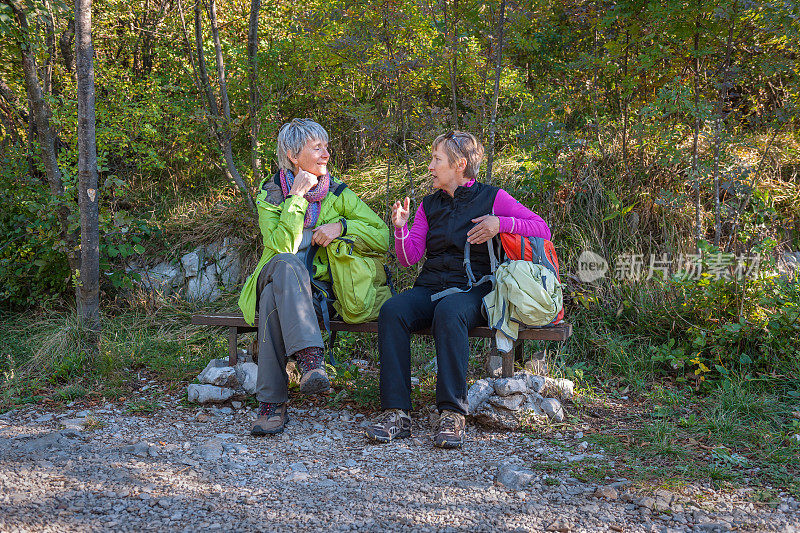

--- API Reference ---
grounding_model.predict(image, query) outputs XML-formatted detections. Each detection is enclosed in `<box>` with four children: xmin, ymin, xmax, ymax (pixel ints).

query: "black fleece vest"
<box><xmin>415</xmin><ymin>181</ymin><xmax>500</xmax><ymax>290</ymax></box>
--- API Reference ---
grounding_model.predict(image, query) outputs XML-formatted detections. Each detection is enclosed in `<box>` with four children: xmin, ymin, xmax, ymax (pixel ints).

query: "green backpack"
<box><xmin>303</xmin><ymin>180</ymin><xmax>393</xmax><ymax>327</ymax></box>
<box><xmin>306</xmin><ymin>236</ymin><xmax>393</xmax><ymax>326</ymax></box>
<box><xmin>326</xmin><ymin>236</ymin><xmax>393</xmax><ymax>323</ymax></box>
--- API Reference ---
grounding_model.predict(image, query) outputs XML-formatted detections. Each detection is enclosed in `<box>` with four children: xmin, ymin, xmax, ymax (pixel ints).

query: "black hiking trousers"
<box><xmin>377</xmin><ymin>284</ymin><xmax>491</xmax><ymax>415</ymax></box>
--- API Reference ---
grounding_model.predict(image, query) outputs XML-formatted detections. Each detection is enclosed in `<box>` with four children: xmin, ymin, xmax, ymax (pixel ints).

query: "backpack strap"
<box><xmin>430</xmin><ymin>238</ymin><xmax>499</xmax><ymax>301</ymax></box>
<box><xmin>304</xmin><ymin>244</ymin><xmax>337</xmax><ymax>365</ymax></box>
<box><xmin>384</xmin><ymin>251</ymin><xmax>399</xmax><ymax>296</ymax></box>
<box><xmin>525</xmin><ymin>237</ymin><xmax>559</xmax><ymax>278</ymax></box>
<box><xmin>333</xmin><ymin>181</ymin><xmax>348</xmax><ymax>196</ymax></box>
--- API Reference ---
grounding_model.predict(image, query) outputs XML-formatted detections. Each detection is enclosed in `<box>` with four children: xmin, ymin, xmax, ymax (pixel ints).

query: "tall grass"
<box><xmin>0</xmin><ymin>300</ymin><xmax>229</xmax><ymax>410</ymax></box>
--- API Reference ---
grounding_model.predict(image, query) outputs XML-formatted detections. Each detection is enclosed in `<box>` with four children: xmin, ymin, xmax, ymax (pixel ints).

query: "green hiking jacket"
<box><xmin>238</xmin><ymin>174</ymin><xmax>389</xmax><ymax>326</ymax></box>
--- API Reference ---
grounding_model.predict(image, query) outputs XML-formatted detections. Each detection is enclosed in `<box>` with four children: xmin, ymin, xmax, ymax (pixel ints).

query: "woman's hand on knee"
<box><xmin>467</xmin><ymin>215</ymin><xmax>500</xmax><ymax>244</ymax></box>
<box><xmin>312</xmin><ymin>222</ymin><xmax>343</xmax><ymax>247</ymax></box>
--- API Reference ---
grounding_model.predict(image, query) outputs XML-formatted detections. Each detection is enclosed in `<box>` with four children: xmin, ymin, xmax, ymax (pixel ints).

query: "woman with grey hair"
<box><xmin>238</xmin><ymin>118</ymin><xmax>389</xmax><ymax>436</ymax></box>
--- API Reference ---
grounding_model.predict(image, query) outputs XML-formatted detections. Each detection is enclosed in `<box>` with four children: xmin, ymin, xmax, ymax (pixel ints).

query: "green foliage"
<box><xmin>57</xmin><ymin>384</ymin><xmax>88</xmax><ymax>401</ymax></box>
<box><xmin>326</xmin><ymin>361</ymin><xmax>381</xmax><ymax>409</ymax></box>
<box><xmin>126</xmin><ymin>399</ymin><xmax>161</xmax><ymax>414</ymax></box>
<box><xmin>0</xmin><ymin>151</ymin><xmax>71</xmax><ymax>307</ymax></box>
<box><xmin>662</xmin><ymin>244</ymin><xmax>800</xmax><ymax>389</ymax></box>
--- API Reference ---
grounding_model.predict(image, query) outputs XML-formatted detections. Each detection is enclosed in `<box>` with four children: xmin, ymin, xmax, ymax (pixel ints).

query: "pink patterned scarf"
<box><xmin>278</xmin><ymin>169</ymin><xmax>331</xmax><ymax>228</ymax></box>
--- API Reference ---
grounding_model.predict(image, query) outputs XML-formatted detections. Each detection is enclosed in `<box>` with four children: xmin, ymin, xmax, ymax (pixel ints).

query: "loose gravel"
<box><xmin>1</xmin><ymin>397</ymin><xmax>798</xmax><ymax>532</ymax></box>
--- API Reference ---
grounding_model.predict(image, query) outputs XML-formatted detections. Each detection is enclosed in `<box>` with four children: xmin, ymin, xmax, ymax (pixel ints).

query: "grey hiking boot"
<box><xmin>295</xmin><ymin>347</ymin><xmax>330</xmax><ymax>394</ymax></box>
<box><xmin>434</xmin><ymin>410</ymin><xmax>465</xmax><ymax>449</ymax></box>
<box><xmin>364</xmin><ymin>409</ymin><xmax>412</xmax><ymax>443</ymax></box>
<box><xmin>251</xmin><ymin>402</ymin><xmax>288</xmax><ymax>436</ymax></box>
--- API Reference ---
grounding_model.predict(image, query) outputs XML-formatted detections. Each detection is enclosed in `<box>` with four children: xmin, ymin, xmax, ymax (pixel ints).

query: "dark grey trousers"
<box><xmin>255</xmin><ymin>253</ymin><xmax>324</xmax><ymax>404</ymax></box>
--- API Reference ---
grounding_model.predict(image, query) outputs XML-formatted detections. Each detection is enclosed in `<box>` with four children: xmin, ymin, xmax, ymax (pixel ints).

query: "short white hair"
<box><xmin>276</xmin><ymin>119</ymin><xmax>329</xmax><ymax>172</ymax></box>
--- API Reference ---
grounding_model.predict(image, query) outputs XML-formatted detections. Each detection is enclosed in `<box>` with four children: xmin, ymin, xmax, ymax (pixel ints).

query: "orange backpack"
<box><xmin>498</xmin><ymin>233</ymin><xmax>564</xmax><ymax>324</ymax></box>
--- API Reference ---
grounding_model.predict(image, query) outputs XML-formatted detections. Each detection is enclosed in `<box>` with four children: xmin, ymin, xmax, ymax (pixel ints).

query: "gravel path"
<box><xmin>1</xmin><ymin>397</ymin><xmax>797</xmax><ymax>532</ymax></box>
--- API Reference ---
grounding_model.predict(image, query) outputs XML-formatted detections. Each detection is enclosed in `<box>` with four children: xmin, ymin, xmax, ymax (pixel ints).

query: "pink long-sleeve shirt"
<box><xmin>394</xmin><ymin>180</ymin><xmax>551</xmax><ymax>267</ymax></box>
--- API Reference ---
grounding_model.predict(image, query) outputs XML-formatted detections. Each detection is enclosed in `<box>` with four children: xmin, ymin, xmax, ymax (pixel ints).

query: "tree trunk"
<box><xmin>0</xmin><ymin>106</ymin><xmax>19</xmax><ymax>146</ymax></box>
<box><xmin>592</xmin><ymin>27</ymin><xmax>604</xmax><ymax>156</ymax></box>
<box><xmin>385</xmin><ymin>158</ymin><xmax>391</xmax><ymax>224</ymax></box>
<box><xmin>75</xmin><ymin>0</ymin><xmax>101</xmax><ymax>346</ymax></box>
<box><xmin>0</xmin><ymin>76</ymin><xmax>29</xmax><ymax>123</ymax></box>
<box><xmin>479</xmin><ymin>7</ymin><xmax>494</xmax><ymax>138</ymax></box>
<box><xmin>443</xmin><ymin>0</ymin><xmax>459</xmax><ymax>129</ymax></box>
<box><xmin>248</xmin><ymin>0</ymin><xmax>261</xmax><ymax>186</ymax></box>
<box><xmin>381</xmin><ymin>10</ymin><xmax>414</xmax><ymax>204</ymax></box>
<box><xmin>42</xmin><ymin>0</ymin><xmax>56</xmax><ymax>95</ymax></box>
<box><xmin>727</xmin><ymin>128</ymin><xmax>778</xmax><ymax>250</ymax></box>
<box><xmin>621</xmin><ymin>29</ymin><xmax>629</xmax><ymax>175</ymax></box>
<box><xmin>59</xmin><ymin>17</ymin><xmax>75</xmax><ymax>74</ymax></box>
<box><xmin>205</xmin><ymin>0</ymin><xmax>255</xmax><ymax>209</ymax></box>
<box><xmin>713</xmin><ymin>7</ymin><xmax>736</xmax><ymax>246</ymax></box>
<box><xmin>141</xmin><ymin>0</ymin><xmax>170</xmax><ymax>77</ymax></box>
<box><xmin>6</xmin><ymin>0</ymin><xmax>80</xmax><ymax>281</ymax></box>
<box><xmin>485</xmin><ymin>0</ymin><xmax>506</xmax><ymax>185</ymax></box>
<box><xmin>193</xmin><ymin>1</ymin><xmax>219</xmax><ymax>118</ymax></box>
<box><xmin>691</xmin><ymin>18</ymin><xmax>702</xmax><ymax>253</ymax></box>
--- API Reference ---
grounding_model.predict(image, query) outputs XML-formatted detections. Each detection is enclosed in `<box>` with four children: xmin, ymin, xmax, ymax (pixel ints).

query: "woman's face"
<box><xmin>428</xmin><ymin>145</ymin><xmax>465</xmax><ymax>195</ymax></box>
<box><xmin>290</xmin><ymin>138</ymin><xmax>330</xmax><ymax>176</ymax></box>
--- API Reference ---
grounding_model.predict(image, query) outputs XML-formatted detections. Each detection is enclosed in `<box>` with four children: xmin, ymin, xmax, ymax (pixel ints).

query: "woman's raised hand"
<box><xmin>391</xmin><ymin>197</ymin><xmax>411</xmax><ymax>228</ymax></box>
<box><xmin>289</xmin><ymin>169</ymin><xmax>319</xmax><ymax>196</ymax></box>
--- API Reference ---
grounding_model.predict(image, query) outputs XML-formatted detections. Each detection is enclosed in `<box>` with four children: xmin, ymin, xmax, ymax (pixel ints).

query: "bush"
<box><xmin>666</xmin><ymin>259</ymin><xmax>800</xmax><ymax>389</ymax></box>
<box><xmin>0</xmin><ymin>154</ymin><xmax>72</xmax><ymax>308</ymax></box>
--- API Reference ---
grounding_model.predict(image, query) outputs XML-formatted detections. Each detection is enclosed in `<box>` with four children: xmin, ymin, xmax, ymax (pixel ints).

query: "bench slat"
<box><xmin>191</xmin><ymin>314</ymin><xmax>572</xmax><ymax>341</ymax></box>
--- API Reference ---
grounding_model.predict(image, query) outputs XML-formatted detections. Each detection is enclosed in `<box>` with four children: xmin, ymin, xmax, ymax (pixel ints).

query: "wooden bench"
<box><xmin>191</xmin><ymin>314</ymin><xmax>572</xmax><ymax>378</ymax></box>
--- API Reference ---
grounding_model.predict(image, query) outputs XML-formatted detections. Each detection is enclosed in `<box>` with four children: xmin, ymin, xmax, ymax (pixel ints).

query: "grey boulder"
<box><xmin>496</xmin><ymin>463</ymin><xmax>536</xmax><ymax>491</ymax></box>
<box><xmin>187</xmin><ymin>384</ymin><xmax>234</xmax><ymax>404</ymax></box>
<box><xmin>493</xmin><ymin>377</ymin><xmax>527</xmax><ymax>397</ymax></box>
<box><xmin>541</xmin><ymin>397</ymin><xmax>565</xmax><ymax>422</ymax></box>
<box><xmin>467</xmin><ymin>379</ymin><xmax>495</xmax><ymax>414</ymax></box>
<box><xmin>198</xmin><ymin>359</ymin><xmax>238</xmax><ymax>388</ymax></box>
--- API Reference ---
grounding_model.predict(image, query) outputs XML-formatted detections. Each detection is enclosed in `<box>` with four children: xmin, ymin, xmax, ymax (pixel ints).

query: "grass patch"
<box><xmin>573</xmin><ymin>377</ymin><xmax>800</xmax><ymax>493</ymax></box>
<box><xmin>57</xmin><ymin>384</ymin><xmax>88</xmax><ymax>402</ymax></box>
<box><xmin>327</xmin><ymin>362</ymin><xmax>381</xmax><ymax>410</ymax></box>
<box><xmin>126</xmin><ymin>399</ymin><xmax>161</xmax><ymax>414</ymax></box>
<box><xmin>83</xmin><ymin>415</ymin><xmax>107</xmax><ymax>430</ymax></box>
<box><xmin>0</xmin><ymin>300</ymin><xmax>228</xmax><ymax>412</ymax></box>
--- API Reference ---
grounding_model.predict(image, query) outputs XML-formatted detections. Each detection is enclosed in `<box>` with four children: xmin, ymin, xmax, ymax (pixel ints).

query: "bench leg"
<box><xmin>228</xmin><ymin>327</ymin><xmax>238</xmax><ymax>366</ymax></box>
<box><xmin>486</xmin><ymin>337</ymin><xmax>498</xmax><ymax>377</ymax></box>
<box><xmin>502</xmin><ymin>344</ymin><xmax>514</xmax><ymax>378</ymax></box>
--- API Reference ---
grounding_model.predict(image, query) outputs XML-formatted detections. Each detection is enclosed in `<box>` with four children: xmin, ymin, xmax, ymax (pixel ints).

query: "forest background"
<box><xmin>0</xmin><ymin>0</ymin><xmax>798</xmax><ymax>489</ymax></box>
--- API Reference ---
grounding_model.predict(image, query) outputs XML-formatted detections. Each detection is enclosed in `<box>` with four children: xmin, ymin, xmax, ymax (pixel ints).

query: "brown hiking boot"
<box><xmin>364</xmin><ymin>409</ymin><xmax>412</xmax><ymax>443</ymax></box>
<box><xmin>250</xmin><ymin>402</ymin><xmax>288</xmax><ymax>436</ymax></box>
<box><xmin>295</xmin><ymin>347</ymin><xmax>330</xmax><ymax>394</ymax></box>
<box><xmin>434</xmin><ymin>410</ymin><xmax>465</xmax><ymax>449</ymax></box>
